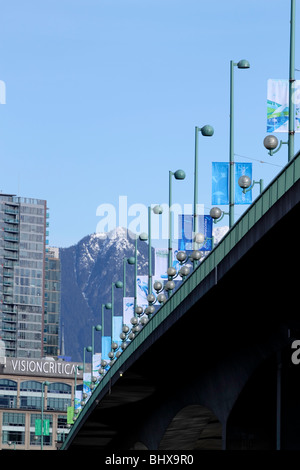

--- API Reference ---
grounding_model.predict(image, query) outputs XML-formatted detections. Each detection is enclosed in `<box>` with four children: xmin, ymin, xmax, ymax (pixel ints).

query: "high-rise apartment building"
<box><xmin>44</xmin><ymin>246</ymin><xmax>61</xmax><ymax>357</ymax></box>
<box><xmin>0</xmin><ymin>193</ymin><xmax>60</xmax><ymax>359</ymax></box>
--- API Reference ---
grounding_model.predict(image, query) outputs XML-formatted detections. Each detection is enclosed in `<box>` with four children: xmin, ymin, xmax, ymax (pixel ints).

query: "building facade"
<box><xmin>0</xmin><ymin>356</ymin><xmax>88</xmax><ymax>450</ymax></box>
<box><xmin>0</xmin><ymin>193</ymin><xmax>60</xmax><ymax>359</ymax></box>
<box><xmin>44</xmin><ymin>247</ymin><xmax>61</xmax><ymax>357</ymax></box>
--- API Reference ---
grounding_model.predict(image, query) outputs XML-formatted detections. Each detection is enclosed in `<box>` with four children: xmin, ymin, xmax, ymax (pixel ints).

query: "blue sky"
<box><xmin>0</xmin><ymin>0</ymin><xmax>298</xmax><ymax>248</ymax></box>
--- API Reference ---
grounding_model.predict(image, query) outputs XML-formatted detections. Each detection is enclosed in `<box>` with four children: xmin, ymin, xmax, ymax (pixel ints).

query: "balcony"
<box><xmin>4</xmin><ymin>208</ymin><xmax>19</xmax><ymax>215</ymax></box>
<box><xmin>3</xmin><ymin>252</ymin><xmax>18</xmax><ymax>261</ymax></box>
<box><xmin>4</xmin><ymin>235</ymin><xmax>19</xmax><ymax>242</ymax></box>
<box><xmin>4</xmin><ymin>243</ymin><xmax>19</xmax><ymax>251</ymax></box>
<box><xmin>4</xmin><ymin>226</ymin><xmax>19</xmax><ymax>234</ymax></box>
<box><xmin>4</xmin><ymin>218</ymin><xmax>19</xmax><ymax>224</ymax></box>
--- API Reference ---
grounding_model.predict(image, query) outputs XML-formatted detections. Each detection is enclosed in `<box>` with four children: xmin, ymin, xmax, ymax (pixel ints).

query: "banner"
<box><xmin>212</xmin><ymin>162</ymin><xmax>252</xmax><ymax>205</ymax></box>
<box><xmin>137</xmin><ymin>275</ymin><xmax>149</xmax><ymax>308</ymax></box>
<box><xmin>75</xmin><ymin>390</ymin><xmax>82</xmax><ymax>411</ymax></box>
<box><xmin>154</xmin><ymin>248</ymin><xmax>168</xmax><ymax>279</ymax></box>
<box><xmin>234</xmin><ymin>162</ymin><xmax>252</xmax><ymax>204</ymax></box>
<box><xmin>67</xmin><ymin>406</ymin><xmax>74</xmax><ymax>424</ymax></box>
<box><xmin>212</xmin><ymin>162</ymin><xmax>229</xmax><ymax>205</ymax></box>
<box><xmin>101</xmin><ymin>336</ymin><xmax>111</xmax><ymax>363</ymax></box>
<box><xmin>35</xmin><ymin>419</ymin><xmax>50</xmax><ymax>436</ymax></box>
<box><xmin>178</xmin><ymin>215</ymin><xmax>213</xmax><ymax>252</ymax></box>
<box><xmin>123</xmin><ymin>297</ymin><xmax>134</xmax><ymax>327</ymax></box>
<box><xmin>113</xmin><ymin>316</ymin><xmax>123</xmax><ymax>343</ymax></box>
<box><xmin>92</xmin><ymin>353</ymin><xmax>101</xmax><ymax>379</ymax></box>
<box><xmin>267</xmin><ymin>79</ymin><xmax>300</xmax><ymax>133</ymax></box>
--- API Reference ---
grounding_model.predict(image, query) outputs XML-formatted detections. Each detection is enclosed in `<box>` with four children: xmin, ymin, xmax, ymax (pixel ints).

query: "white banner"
<box><xmin>267</xmin><ymin>79</ymin><xmax>300</xmax><ymax>133</ymax></box>
<box><xmin>154</xmin><ymin>248</ymin><xmax>168</xmax><ymax>279</ymax></box>
<box><xmin>123</xmin><ymin>297</ymin><xmax>134</xmax><ymax>327</ymax></box>
<box><xmin>92</xmin><ymin>353</ymin><xmax>101</xmax><ymax>379</ymax></box>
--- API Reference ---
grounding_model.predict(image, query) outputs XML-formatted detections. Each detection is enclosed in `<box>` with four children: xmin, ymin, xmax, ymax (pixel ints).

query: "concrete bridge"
<box><xmin>61</xmin><ymin>149</ymin><xmax>300</xmax><ymax>451</ymax></box>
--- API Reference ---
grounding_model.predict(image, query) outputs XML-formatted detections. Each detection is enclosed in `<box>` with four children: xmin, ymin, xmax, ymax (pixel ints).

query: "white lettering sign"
<box><xmin>10</xmin><ymin>359</ymin><xmax>79</xmax><ymax>376</ymax></box>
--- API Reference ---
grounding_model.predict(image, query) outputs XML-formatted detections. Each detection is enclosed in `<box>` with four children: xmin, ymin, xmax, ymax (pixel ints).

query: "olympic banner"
<box><xmin>267</xmin><ymin>79</ymin><xmax>300</xmax><ymax>133</ymax></box>
<box><xmin>101</xmin><ymin>336</ymin><xmax>111</xmax><ymax>363</ymax></box>
<box><xmin>178</xmin><ymin>214</ymin><xmax>213</xmax><ymax>252</ymax></box>
<box><xmin>113</xmin><ymin>316</ymin><xmax>123</xmax><ymax>343</ymax></box>
<box><xmin>123</xmin><ymin>297</ymin><xmax>134</xmax><ymax>328</ymax></box>
<box><xmin>212</xmin><ymin>162</ymin><xmax>252</xmax><ymax>205</ymax></box>
<box><xmin>92</xmin><ymin>353</ymin><xmax>101</xmax><ymax>379</ymax></box>
<box><xmin>212</xmin><ymin>162</ymin><xmax>229</xmax><ymax>205</ymax></box>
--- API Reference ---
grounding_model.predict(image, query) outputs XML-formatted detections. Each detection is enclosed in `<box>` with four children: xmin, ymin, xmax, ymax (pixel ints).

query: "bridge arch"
<box><xmin>158</xmin><ymin>404</ymin><xmax>222</xmax><ymax>450</ymax></box>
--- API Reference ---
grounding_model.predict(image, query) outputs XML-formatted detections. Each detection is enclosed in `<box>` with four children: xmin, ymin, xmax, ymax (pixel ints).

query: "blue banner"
<box><xmin>101</xmin><ymin>336</ymin><xmax>111</xmax><ymax>363</ymax></box>
<box><xmin>212</xmin><ymin>162</ymin><xmax>252</xmax><ymax>205</ymax></box>
<box><xmin>212</xmin><ymin>162</ymin><xmax>229</xmax><ymax>205</ymax></box>
<box><xmin>113</xmin><ymin>316</ymin><xmax>123</xmax><ymax>343</ymax></box>
<box><xmin>234</xmin><ymin>162</ymin><xmax>252</xmax><ymax>204</ymax></box>
<box><xmin>178</xmin><ymin>215</ymin><xmax>213</xmax><ymax>252</ymax></box>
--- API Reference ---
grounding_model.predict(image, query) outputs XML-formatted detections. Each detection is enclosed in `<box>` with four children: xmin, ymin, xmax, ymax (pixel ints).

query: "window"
<box><xmin>47</xmin><ymin>382</ymin><xmax>72</xmax><ymax>411</ymax></box>
<box><xmin>2</xmin><ymin>412</ymin><xmax>25</xmax><ymax>445</ymax></box>
<box><xmin>20</xmin><ymin>381</ymin><xmax>43</xmax><ymax>410</ymax></box>
<box><xmin>0</xmin><ymin>380</ymin><xmax>17</xmax><ymax>408</ymax></box>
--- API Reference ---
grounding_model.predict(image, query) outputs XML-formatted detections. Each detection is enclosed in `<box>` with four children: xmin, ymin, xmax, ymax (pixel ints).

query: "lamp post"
<box><xmin>139</xmin><ymin>205</ymin><xmax>163</xmax><ymax>303</ymax></box>
<box><xmin>91</xmin><ymin>324</ymin><xmax>102</xmax><ymax>378</ymax></box>
<box><xmin>288</xmin><ymin>0</ymin><xmax>296</xmax><ymax>162</ymax></box>
<box><xmin>83</xmin><ymin>345</ymin><xmax>92</xmax><ymax>378</ymax></box>
<box><xmin>110</xmin><ymin>280</ymin><xmax>123</xmax><ymax>344</ymax></box>
<box><xmin>132</xmin><ymin>232</ymin><xmax>148</xmax><ymax>316</ymax></box>
<box><xmin>229</xmin><ymin>59</ymin><xmax>250</xmax><ymax>227</ymax></box>
<box><xmin>123</xmin><ymin>256</ymin><xmax>135</xmax><ymax>297</ymax></box>
<box><xmin>41</xmin><ymin>380</ymin><xmax>50</xmax><ymax>450</ymax></box>
<box><xmin>193</xmin><ymin>125</ymin><xmax>214</xmax><ymax>268</ymax></box>
<box><xmin>74</xmin><ymin>364</ymin><xmax>83</xmax><ymax>412</ymax></box>
<box><xmin>168</xmin><ymin>169</ymin><xmax>186</xmax><ymax>271</ymax></box>
<box><xmin>102</xmin><ymin>302</ymin><xmax>111</xmax><ymax>337</ymax></box>
<box><xmin>263</xmin><ymin>1</ymin><xmax>296</xmax><ymax>162</ymax></box>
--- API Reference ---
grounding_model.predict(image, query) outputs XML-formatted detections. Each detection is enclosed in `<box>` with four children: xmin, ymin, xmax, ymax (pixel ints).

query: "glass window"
<box><xmin>2</xmin><ymin>412</ymin><xmax>25</xmax><ymax>446</ymax></box>
<box><xmin>48</xmin><ymin>382</ymin><xmax>71</xmax><ymax>394</ymax></box>
<box><xmin>0</xmin><ymin>379</ymin><xmax>17</xmax><ymax>391</ymax></box>
<box><xmin>20</xmin><ymin>380</ymin><xmax>42</xmax><ymax>392</ymax></box>
<box><xmin>0</xmin><ymin>380</ymin><xmax>18</xmax><ymax>408</ymax></box>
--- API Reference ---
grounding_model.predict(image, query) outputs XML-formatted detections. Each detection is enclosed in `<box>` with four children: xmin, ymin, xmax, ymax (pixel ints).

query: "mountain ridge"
<box><xmin>59</xmin><ymin>225</ymin><xmax>229</xmax><ymax>361</ymax></box>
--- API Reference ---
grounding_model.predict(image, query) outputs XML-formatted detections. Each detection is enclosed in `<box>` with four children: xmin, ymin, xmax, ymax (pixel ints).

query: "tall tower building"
<box><xmin>44</xmin><ymin>246</ymin><xmax>61</xmax><ymax>358</ymax></box>
<box><xmin>0</xmin><ymin>193</ymin><xmax>51</xmax><ymax>359</ymax></box>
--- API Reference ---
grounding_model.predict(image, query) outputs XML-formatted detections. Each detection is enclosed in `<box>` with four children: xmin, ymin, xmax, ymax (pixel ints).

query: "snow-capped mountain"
<box><xmin>59</xmin><ymin>228</ymin><xmax>151</xmax><ymax>361</ymax></box>
<box><xmin>59</xmin><ymin>226</ymin><xmax>229</xmax><ymax>361</ymax></box>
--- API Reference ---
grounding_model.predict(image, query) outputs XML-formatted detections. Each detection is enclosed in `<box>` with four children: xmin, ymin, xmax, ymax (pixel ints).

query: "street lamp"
<box><xmin>263</xmin><ymin>135</ymin><xmax>288</xmax><ymax>156</ymax></box>
<box><xmin>193</xmin><ymin>125</ymin><xmax>214</xmax><ymax>268</ymax></box>
<box><xmin>110</xmin><ymin>280</ymin><xmax>123</xmax><ymax>345</ymax></box>
<box><xmin>238</xmin><ymin>175</ymin><xmax>264</xmax><ymax>195</ymax></box>
<box><xmin>91</xmin><ymin>324</ymin><xmax>102</xmax><ymax>379</ymax></box>
<box><xmin>123</xmin><ymin>256</ymin><xmax>135</xmax><ymax>297</ymax></box>
<box><xmin>263</xmin><ymin>1</ymin><xmax>296</xmax><ymax>162</ymax></box>
<box><xmin>83</xmin><ymin>345</ymin><xmax>92</xmax><ymax>378</ymax></box>
<box><xmin>74</xmin><ymin>364</ymin><xmax>83</xmax><ymax>413</ymax></box>
<box><xmin>141</xmin><ymin>205</ymin><xmax>163</xmax><ymax>306</ymax></box>
<box><xmin>210</xmin><ymin>206</ymin><xmax>229</xmax><ymax>226</ymax></box>
<box><xmin>168</xmin><ymin>169</ymin><xmax>186</xmax><ymax>292</ymax></box>
<box><xmin>229</xmin><ymin>59</ymin><xmax>250</xmax><ymax>228</ymax></box>
<box><xmin>132</xmin><ymin>232</ymin><xmax>148</xmax><ymax>316</ymax></box>
<box><xmin>41</xmin><ymin>380</ymin><xmax>50</xmax><ymax>450</ymax></box>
